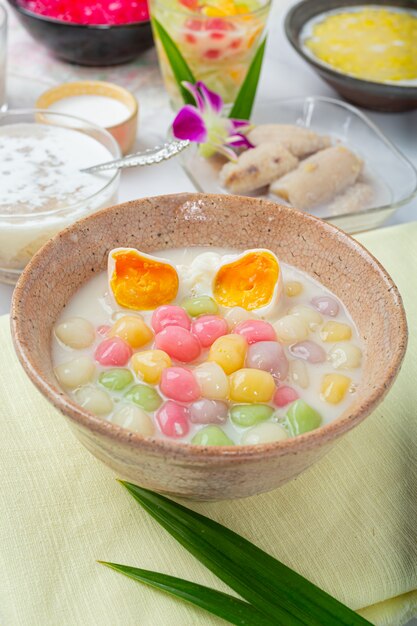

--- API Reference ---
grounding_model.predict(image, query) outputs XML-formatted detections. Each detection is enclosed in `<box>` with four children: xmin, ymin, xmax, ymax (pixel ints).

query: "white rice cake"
<box><xmin>220</xmin><ymin>143</ymin><xmax>298</xmax><ymax>194</ymax></box>
<box><xmin>270</xmin><ymin>146</ymin><xmax>362</xmax><ymax>210</ymax></box>
<box><xmin>248</xmin><ymin>124</ymin><xmax>331</xmax><ymax>158</ymax></box>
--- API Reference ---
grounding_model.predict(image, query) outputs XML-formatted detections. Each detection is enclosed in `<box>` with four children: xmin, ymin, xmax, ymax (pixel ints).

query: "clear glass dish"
<box><xmin>0</xmin><ymin>109</ymin><xmax>120</xmax><ymax>284</ymax></box>
<box><xmin>180</xmin><ymin>96</ymin><xmax>417</xmax><ymax>233</ymax></box>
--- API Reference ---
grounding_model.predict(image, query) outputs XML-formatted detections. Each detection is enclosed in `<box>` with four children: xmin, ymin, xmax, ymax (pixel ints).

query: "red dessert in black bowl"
<box><xmin>7</xmin><ymin>0</ymin><xmax>154</xmax><ymax>66</ymax></box>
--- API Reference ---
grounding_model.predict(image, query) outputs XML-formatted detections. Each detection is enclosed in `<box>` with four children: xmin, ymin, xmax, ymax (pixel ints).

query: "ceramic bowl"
<box><xmin>6</xmin><ymin>0</ymin><xmax>153</xmax><ymax>66</ymax></box>
<box><xmin>11</xmin><ymin>194</ymin><xmax>407</xmax><ymax>501</ymax></box>
<box><xmin>285</xmin><ymin>0</ymin><xmax>417</xmax><ymax>113</ymax></box>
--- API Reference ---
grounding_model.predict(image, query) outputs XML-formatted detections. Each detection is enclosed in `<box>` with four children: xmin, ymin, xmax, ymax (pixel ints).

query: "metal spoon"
<box><xmin>81</xmin><ymin>139</ymin><xmax>190</xmax><ymax>174</ymax></box>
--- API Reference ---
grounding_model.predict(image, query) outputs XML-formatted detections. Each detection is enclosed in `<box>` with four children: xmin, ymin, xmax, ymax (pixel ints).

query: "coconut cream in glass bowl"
<box><xmin>0</xmin><ymin>109</ymin><xmax>120</xmax><ymax>284</ymax></box>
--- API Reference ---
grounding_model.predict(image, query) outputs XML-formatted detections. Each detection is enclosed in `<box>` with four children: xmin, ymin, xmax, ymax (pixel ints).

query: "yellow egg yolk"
<box><xmin>110</xmin><ymin>250</ymin><xmax>179</xmax><ymax>310</ymax></box>
<box><xmin>213</xmin><ymin>251</ymin><xmax>279</xmax><ymax>311</ymax></box>
<box><xmin>304</xmin><ymin>8</ymin><xmax>417</xmax><ymax>83</ymax></box>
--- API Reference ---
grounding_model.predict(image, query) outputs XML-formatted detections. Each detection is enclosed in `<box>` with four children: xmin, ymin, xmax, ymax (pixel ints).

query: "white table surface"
<box><xmin>1</xmin><ymin>2</ymin><xmax>416</xmax><ymax>622</ymax></box>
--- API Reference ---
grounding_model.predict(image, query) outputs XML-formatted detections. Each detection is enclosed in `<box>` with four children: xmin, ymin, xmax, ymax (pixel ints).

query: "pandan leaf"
<box><xmin>151</xmin><ymin>18</ymin><xmax>196</xmax><ymax>105</ymax></box>
<box><xmin>118</xmin><ymin>481</ymin><xmax>371</xmax><ymax>626</ymax></box>
<box><xmin>99</xmin><ymin>562</ymin><xmax>275</xmax><ymax>625</ymax></box>
<box><xmin>229</xmin><ymin>37</ymin><xmax>267</xmax><ymax>120</ymax></box>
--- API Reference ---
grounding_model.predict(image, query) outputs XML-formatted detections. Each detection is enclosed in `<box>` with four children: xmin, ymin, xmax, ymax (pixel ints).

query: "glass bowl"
<box><xmin>180</xmin><ymin>96</ymin><xmax>417</xmax><ymax>233</ymax></box>
<box><xmin>0</xmin><ymin>109</ymin><xmax>121</xmax><ymax>284</ymax></box>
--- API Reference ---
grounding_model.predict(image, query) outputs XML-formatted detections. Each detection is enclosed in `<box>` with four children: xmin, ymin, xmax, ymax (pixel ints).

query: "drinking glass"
<box><xmin>150</xmin><ymin>0</ymin><xmax>271</xmax><ymax>109</ymax></box>
<box><xmin>0</xmin><ymin>4</ymin><xmax>7</xmax><ymax>111</ymax></box>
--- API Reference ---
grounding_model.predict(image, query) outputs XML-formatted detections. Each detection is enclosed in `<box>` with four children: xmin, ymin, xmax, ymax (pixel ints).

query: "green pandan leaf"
<box><xmin>118</xmin><ymin>481</ymin><xmax>372</xmax><ymax>626</ymax></box>
<box><xmin>151</xmin><ymin>17</ymin><xmax>196</xmax><ymax>105</ymax></box>
<box><xmin>99</xmin><ymin>562</ymin><xmax>275</xmax><ymax>626</ymax></box>
<box><xmin>152</xmin><ymin>15</ymin><xmax>265</xmax><ymax>119</ymax></box>
<box><xmin>229</xmin><ymin>37</ymin><xmax>266</xmax><ymax>120</ymax></box>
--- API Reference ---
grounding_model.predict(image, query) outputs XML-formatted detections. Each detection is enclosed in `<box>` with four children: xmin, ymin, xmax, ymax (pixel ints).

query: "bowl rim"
<box><xmin>11</xmin><ymin>193</ymin><xmax>408</xmax><ymax>460</ymax></box>
<box><xmin>151</xmin><ymin>0</ymin><xmax>272</xmax><ymax>19</ymax></box>
<box><xmin>284</xmin><ymin>0</ymin><xmax>417</xmax><ymax>96</ymax></box>
<box><xmin>6</xmin><ymin>0</ymin><xmax>151</xmax><ymax>28</ymax></box>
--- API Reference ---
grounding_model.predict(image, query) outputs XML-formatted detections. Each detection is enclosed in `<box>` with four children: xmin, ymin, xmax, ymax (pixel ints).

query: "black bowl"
<box><xmin>285</xmin><ymin>0</ymin><xmax>417</xmax><ymax>113</ymax></box>
<box><xmin>7</xmin><ymin>0</ymin><xmax>154</xmax><ymax>66</ymax></box>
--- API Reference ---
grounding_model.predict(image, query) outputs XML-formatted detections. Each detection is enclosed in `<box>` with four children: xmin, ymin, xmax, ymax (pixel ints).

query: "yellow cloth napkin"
<box><xmin>1</xmin><ymin>222</ymin><xmax>417</xmax><ymax>626</ymax></box>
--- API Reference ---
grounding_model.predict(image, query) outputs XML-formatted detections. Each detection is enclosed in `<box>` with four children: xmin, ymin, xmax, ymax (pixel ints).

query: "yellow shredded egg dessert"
<box><xmin>304</xmin><ymin>7</ymin><xmax>417</xmax><ymax>84</ymax></box>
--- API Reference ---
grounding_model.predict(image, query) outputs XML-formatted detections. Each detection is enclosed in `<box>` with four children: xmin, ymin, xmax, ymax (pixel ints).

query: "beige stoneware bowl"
<box><xmin>11</xmin><ymin>193</ymin><xmax>407</xmax><ymax>501</ymax></box>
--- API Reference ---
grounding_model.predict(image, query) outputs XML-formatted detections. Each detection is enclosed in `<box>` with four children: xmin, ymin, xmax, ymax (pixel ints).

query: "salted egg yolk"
<box><xmin>213</xmin><ymin>250</ymin><xmax>280</xmax><ymax>311</ymax></box>
<box><xmin>109</xmin><ymin>248</ymin><xmax>179</xmax><ymax>310</ymax></box>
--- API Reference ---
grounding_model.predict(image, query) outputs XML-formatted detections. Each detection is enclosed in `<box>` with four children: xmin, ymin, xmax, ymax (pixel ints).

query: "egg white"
<box><xmin>178</xmin><ymin>248</ymin><xmax>283</xmax><ymax>319</ymax></box>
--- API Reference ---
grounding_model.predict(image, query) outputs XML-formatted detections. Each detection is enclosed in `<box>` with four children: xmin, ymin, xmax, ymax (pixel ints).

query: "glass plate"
<box><xmin>180</xmin><ymin>96</ymin><xmax>417</xmax><ymax>233</ymax></box>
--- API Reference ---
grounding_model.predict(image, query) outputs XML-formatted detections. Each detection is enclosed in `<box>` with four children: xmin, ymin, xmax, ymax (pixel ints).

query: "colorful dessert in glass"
<box><xmin>150</xmin><ymin>0</ymin><xmax>271</xmax><ymax>107</ymax></box>
<box><xmin>52</xmin><ymin>246</ymin><xmax>363</xmax><ymax>446</ymax></box>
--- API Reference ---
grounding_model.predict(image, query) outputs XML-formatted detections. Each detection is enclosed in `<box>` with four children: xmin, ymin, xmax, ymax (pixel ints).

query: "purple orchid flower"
<box><xmin>172</xmin><ymin>81</ymin><xmax>253</xmax><ymax>161</ymax></box>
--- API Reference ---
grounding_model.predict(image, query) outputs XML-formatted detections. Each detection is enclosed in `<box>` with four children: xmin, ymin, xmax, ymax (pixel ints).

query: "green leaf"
<box><xmin>99</xmin><ymin>562</ymin><xmax>275</xmax><ymax>626</ymax></box>
<box><xmin>229</xmin><ymin>37</ymin><xmax>267</xmax><ymax>120</ymax></box>
<box><xmin>119</xmin><ymin>481</ymin><xmax>372</xmax><ymax>626</ymax></box>
<box><xmin>118</xmin><ymin>480</ymin><xmax>294</xmax><ymax>623</ymax></box>
<box><xmin>151</xmin><ymin>18</ymin><xmax>196</xmax><ymax>105</ymax></box>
